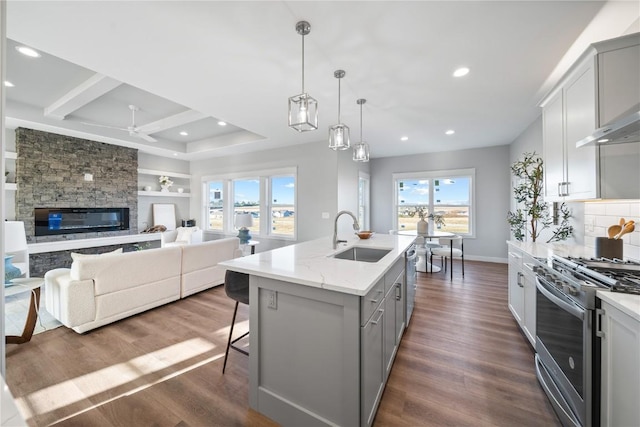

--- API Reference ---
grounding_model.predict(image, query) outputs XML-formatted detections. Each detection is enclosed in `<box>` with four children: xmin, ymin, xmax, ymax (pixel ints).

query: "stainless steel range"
<box><xmin>533</xmin><ymin>255</ymin><xmax>640</xmax><ymax>427</ymax></box>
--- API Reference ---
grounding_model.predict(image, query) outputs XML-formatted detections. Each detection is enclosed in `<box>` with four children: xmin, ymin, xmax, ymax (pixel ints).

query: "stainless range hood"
<box><xmin>576</xmin><ymin>111</ymin><xmax>640</xmax><ymax>148</ymax></box>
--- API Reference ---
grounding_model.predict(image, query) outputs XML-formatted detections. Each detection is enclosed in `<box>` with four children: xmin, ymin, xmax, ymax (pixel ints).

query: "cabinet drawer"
<box><xmin>384</xmin><ymin>258</ymin><xmax>404</xmax><ymax>295</ymax></box>
<box><xmin>361</xmin><ymin>278</ymin><xmax>384</xmax><ymax>326</ymax></box>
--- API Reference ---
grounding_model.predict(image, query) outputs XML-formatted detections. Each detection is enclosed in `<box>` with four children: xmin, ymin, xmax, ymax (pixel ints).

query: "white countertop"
<box><xmin>219</xmin><ymin>234</ymin><xmax>416</xmax><ymax>296</ymax></box>
<box><xmin>507</xmin><ymin>240</ymin><xmax>597</xmax><ymax>259</ymax></box>
<box><xmin>508</xmin><ymin>240</ymin><xmax>640</xmax><ymax>321</ymax></box>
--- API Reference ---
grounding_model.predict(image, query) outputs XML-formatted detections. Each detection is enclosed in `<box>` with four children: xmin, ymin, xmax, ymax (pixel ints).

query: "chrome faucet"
<box><xmin>333</xmin><ymin>210</ymin><xmax>360</xmax><ymax>249</ymax></box>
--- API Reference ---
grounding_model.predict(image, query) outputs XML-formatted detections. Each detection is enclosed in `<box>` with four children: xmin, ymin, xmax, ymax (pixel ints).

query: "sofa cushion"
<box><xmin>70</xmin><ymin>246</ymin><xmax>182</xmax><ymax>295</ymax></box>
<box><xmin>71</xmin><ymin>248</ymin><xmax>123</xmax><ymax>262</ymax></box>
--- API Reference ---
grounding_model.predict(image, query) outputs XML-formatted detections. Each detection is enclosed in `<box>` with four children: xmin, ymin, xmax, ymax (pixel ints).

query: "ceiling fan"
<box><xmin>81</xmin><ymin>104</ymin><xmax>157</xmax><ymax>142</ymax></box>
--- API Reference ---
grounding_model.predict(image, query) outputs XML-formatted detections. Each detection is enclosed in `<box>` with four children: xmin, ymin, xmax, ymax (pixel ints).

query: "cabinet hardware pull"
<box><xmin>517</xmin><ymin>272</ymin><xmax>524</xmax><ymax>288</ymax></box>
<box><xmin>370</xmin><ymin>289</ymin><xmax>383</xmax><ymax>304</ymax></box>
<box><xmin>595</xmin><ymin>308</ymin><xmax>605</xmax><ymax>339</ymax></box>
<box><xmin>371</xmin><ymin>308</ymin><xmax>384</xmax><ymax>325</ymax></box>
<box><xmin>395</xmin><ymin>283</ymin><xmax>402</xmax><ymax>300</ymax></box>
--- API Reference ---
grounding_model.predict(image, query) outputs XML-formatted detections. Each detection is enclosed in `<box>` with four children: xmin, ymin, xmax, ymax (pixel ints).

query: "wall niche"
<box><xmin>15</xmin><ymin>128</ymin><xmax>139</xmax><ymax>243</ymax></box>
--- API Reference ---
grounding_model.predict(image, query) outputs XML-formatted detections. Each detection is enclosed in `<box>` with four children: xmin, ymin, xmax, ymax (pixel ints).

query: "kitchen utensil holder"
<box><xmin>595</xmin><ymin>237</ymin><xmax>623</xmax><ymax>260</ymax></box>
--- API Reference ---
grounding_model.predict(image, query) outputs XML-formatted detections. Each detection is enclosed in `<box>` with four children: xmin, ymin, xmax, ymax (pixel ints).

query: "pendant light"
<box><xmin>353</xmin><ymin>99</ymin><xmax>370</xmax><ymax>162</ymax></box>
<box><xmin>288</xmin><ymin>21</ymin><xmax>318</xmax><ymax>132</ymax></box>
<box><xmin>328</xmin><ymin>70</ymin><xmax>350</xmax><ymax>150</ymax></box>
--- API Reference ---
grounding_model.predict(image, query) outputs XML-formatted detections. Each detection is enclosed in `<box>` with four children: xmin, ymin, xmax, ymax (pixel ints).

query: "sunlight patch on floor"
<box><xmin>16</xmin><ymin>337</ymin><xmax>221</xmax><ymax>419</ymax></box>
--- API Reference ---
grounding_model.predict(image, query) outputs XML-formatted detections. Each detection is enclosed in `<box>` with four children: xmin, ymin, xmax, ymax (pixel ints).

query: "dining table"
<box><xmin>397</xmin><ymin>230</ymin><xmax>456</xmax><ymax>273</ymax></box>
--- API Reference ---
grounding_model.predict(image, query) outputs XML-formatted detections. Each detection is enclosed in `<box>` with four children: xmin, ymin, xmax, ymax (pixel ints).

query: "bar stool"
<box><xmin>222</xmin><ymin>270</ymin><xmax>250</xmax><ymax>374</ymax></box>
<box><xmin>430</xmin><ymin>236</ymin><xmax>464</xmax><ymax>279</ymax></box>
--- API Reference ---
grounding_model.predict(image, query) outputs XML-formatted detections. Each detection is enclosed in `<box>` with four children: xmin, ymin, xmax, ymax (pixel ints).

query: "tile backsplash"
<box><xmin>584</xmin><ymin>200</ymin><xmax>640</xmax><ymax>261</ymax></box>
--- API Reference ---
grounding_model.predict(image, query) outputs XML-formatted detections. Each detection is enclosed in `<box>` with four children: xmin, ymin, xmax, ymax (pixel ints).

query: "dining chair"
<box><xmin>4</xmin><ymin>221</ymin><xmax>29</xmax><ymax>278</ymax></box>
<box><xmin>222</xmin><ymin>270</ymin><xmax>250</xmax><ymax>374</ymax></box>
<box><xmin>430</xmin><ymin>236</ymin><xmax>464</xmax><ymax>279</ymax></box>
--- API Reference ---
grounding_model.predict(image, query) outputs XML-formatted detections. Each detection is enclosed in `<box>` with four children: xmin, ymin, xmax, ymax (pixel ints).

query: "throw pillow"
<box><xmin>71</xmin><ymin>248</ymin><xmax>123</xmax><ymax>261</ymax></box>
<box><xmin>175</xmin><ymin>226</ymin><xmax>199</xmax><ymax>243</ymax></box>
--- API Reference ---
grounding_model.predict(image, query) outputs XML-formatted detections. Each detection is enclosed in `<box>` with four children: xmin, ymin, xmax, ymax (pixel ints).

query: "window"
<box><xmin>358</xmin><ymin>172</ymin><xmax>370</xmax><ymax>230</ymax></box>
<box><xmin>207</xmin><ymin>181</ymin><xmax>224</xmax><ymax>231</ymax></box>
<box><xmin>203</xmin><ymin>167</ymin><xmax>297</xmax><ymax>239</ymax></box>
<box><xmin>393</xmin><ymin>169</ymin><xmax>474</xmax><ymax>236</ymax></box>
<box><xmin>270</xmin><ymin>176</ymin><xmax>295</xmax><ymax>237</ymax></box>
<box><xmin>234</xmin><ymin>179</ymin><xmax>260</xmax><ymax>235</ymax></box>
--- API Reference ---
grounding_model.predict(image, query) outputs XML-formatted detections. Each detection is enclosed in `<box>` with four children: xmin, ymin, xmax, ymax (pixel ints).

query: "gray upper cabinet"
<box><xmin>540</xmin><ymin>32</ymin><xmax>640</xmax><ymax>201</ymax></box>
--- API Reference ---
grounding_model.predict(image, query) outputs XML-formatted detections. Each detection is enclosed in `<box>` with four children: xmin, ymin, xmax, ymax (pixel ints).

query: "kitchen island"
<box><xmin>219</xmin><ymin>234</ymin><xmax>415</xmax><ymax>427</ymax></box>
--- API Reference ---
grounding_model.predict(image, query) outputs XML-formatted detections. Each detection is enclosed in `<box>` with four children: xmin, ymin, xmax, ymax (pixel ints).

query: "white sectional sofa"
<box><xmin>44</xmin><ymin>237</ymin><xmax>242</xmax><ymax>333</ymax></box>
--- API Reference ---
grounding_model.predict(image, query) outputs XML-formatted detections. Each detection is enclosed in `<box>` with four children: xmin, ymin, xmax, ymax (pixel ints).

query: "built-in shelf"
<box><xmin>138</xmin><ymin>168</ymin><xmax>191</xmax><ymax>180</ymax></box>
<box><xmin>138</xmin><ymin>190</ymin><xmax>190</xmax><ymax>198</ymax></box>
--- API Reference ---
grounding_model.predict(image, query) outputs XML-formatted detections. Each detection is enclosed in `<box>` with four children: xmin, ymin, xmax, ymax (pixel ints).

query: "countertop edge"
<box><xmin>220</xmin><ymin>235</ymin><xmax>416</xmax><ymax>296</ymax></box>
<box><xmin>597</xmin><ymin>290</ymin><xmax>640</xmax><ymax>322</ymax></box>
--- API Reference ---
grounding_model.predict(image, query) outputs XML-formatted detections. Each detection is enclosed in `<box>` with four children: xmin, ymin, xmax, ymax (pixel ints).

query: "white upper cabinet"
<box><xmin>540</xmin><ymin>32</ymin><xmax>640</xmax><ymax>201</ymax></box>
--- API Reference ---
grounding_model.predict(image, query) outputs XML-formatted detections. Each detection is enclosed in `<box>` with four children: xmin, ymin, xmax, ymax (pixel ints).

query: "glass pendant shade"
<box><xmin>353</xmin><ymin>98</ymin><xmax>370</xmax><ymax>162</ymax></box>
<box><xmin>289</xmin><ymin>93</ymin><xmax>318</xmax><ymax>132</ymax></box>
<box><xmin>353</xmin><ymin>141</ymin><xmax>370</xmax><ymax>162</ymax></box>
<box><xmin>329</xmin><ymin>124</ymin><xmax>350</xmax><ymax>150</ymax></box>
<box><xmin>329</xmin><ymin>69</ymin><xmax>350</xmax><ymax>150</ymax></box>
<box><xmin>288</xmin><ymin>21</ymin><xmax>318</xmax><ymax>132</ymax></box>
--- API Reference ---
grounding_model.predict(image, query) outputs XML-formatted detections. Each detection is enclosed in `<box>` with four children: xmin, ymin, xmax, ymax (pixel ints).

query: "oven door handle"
<box><xmin>535</xmin><ymin>277</ymin><xmax>584</xmax><ymax>320</ymax></box>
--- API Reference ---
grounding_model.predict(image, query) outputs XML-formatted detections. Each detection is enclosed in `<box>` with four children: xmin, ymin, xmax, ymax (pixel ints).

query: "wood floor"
<box><xmin>5</xmin><ymin>260</ymin><xmax>561</xmax><ymax>426</ymax></box>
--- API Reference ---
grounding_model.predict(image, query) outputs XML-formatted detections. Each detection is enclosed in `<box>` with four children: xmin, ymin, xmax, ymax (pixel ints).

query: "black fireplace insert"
<box><xmin>35</xmin><ymin>207</ymin><xmax>130</xmax><ymax>236</ymax></box>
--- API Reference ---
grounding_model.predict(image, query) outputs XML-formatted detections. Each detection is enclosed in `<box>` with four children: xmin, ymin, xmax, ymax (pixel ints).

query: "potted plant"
<box><xmin>507</xmin><ymin>152</ymin><xmax>573</xmax><ymax>242</ymax></box>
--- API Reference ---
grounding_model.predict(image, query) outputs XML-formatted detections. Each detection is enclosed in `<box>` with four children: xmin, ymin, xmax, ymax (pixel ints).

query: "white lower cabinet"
<box><xmin>507</xmin><ymin>244</ymin><xmax>536</xmax><ymax>347</ymax></box>
<box><xmin>599</xmin><ymin>300</ymin><xmax>640</xmax><ymax>427</ymax></box>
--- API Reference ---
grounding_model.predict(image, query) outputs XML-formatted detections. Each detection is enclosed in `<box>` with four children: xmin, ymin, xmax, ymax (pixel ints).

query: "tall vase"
<box><xmin>160</xmin><ymin>184</ymin><xmax>171</xmax><ymax>193</ymax></box>
<box><xmin>417</xmin><ymin>218</ymin><xmax>428</xmax><ymax>235</ymax></box>
<box><xmin>4</xmin><ymin>255</ymin><xmax>22</xmax><ymax>284</ymax></box>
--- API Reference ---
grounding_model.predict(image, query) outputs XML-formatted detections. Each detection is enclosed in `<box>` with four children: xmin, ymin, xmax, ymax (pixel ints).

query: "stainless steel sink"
<box><xmin>331</xmin><ymin>246</ymin><xmax>391</xmax><ymax>263</ymax></box>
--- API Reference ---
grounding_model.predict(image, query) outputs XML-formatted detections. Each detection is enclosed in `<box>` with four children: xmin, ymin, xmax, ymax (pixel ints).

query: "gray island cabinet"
<box><xmin>219</xmin><ymin>234</ymin><xmax>415</xmax><ymax>427</ymax></box>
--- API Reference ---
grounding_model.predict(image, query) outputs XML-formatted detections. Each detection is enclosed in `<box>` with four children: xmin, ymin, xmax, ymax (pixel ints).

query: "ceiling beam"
<box><xmin>137</xmin><ymin>109</ymin><xmax>208</xmax><ymax>134</ymax></box>
<box><xmin>44</xmin><ymin>73</ymin><xmax>122</xmax><ymax>120</ymax></box>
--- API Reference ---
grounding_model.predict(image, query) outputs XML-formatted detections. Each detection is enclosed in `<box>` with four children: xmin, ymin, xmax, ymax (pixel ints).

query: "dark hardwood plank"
<box><xmin>5</xmin><ymin>260</ymin><xmax>560</xmax><ymax>426</ymax></box>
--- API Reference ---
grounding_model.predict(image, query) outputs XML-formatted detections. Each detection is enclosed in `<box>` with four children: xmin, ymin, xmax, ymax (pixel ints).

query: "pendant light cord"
<box><xmin>359</xmin><ymin>102</ymin><xmax>363</xmax><ymax>141</ymax></box>
<box><xmin>337</xmin><ymin>77</ymin><xmax>341</xmax><ymax>122</ymax></box>
<box><xmin>301</xmin><ymin>34</ymin><xmax>305</xmax><ymax>94</ymax></box>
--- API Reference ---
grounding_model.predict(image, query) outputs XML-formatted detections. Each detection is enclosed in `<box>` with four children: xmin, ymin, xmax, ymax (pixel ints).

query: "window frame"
<box><xmin>358</xmin><ymin>171</ymin><xmax>371</xmax><ymax>231</ymax></box>
<box><xmin>202</xmin><ymin>167</ymin><xmax>297</xmax><ymax>240</ymax></box>
<box><xmin>392</xmin><ymin>168</ymin><xmax>475</xmax><ymax>238</ymax></box>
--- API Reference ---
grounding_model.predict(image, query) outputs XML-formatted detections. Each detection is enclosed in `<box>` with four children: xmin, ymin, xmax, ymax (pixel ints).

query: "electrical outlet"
<box><xmin>267</xmin><ymin>290</ymin><xmax>277</xmax><ymax>309</ymax></box>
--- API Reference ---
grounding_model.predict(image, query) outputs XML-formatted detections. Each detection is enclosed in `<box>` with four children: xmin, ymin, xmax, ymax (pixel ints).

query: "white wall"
<box><xmin>370</xmin><ymin>145</ymin><xmax>511</xmax><ymax>262</ymax></box>
<box><xmin>189</xmin><ymin>140</ymin><xmax>340</xmax><ymax>252</ymax></box>
<box><xmin>337</xmin><ymin>149</ymin><xmax>370</xmax><ymax>235</ymax></box>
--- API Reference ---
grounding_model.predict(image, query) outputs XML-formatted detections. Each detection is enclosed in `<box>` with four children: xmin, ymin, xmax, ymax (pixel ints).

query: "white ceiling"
<box><xmin>4</xmin><ymin>1</ymin><xmax>640</xmax><ymax>161</ymax></box>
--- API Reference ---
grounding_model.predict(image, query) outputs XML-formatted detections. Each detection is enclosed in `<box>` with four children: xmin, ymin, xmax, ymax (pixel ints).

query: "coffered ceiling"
<box><xmin>4</xmin><ymin>1</ymin><xmax>639</xmax><ymax>161</ymax></box>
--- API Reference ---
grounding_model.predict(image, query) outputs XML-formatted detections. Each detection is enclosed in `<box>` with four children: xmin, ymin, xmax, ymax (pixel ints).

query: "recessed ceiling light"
<box><xmin>4</xmin><ymin>81</ymin><xmax>14</xmax><ymax>87</ymax></box>
<box><xmin>453</xmin><ymin>67</ymin><xmax>469</xmax><ymax>77</ymax></box>
<box><xmin>15</xmin><ymin>46</ymin><xmax>40</xmax><ymax>58</ymax></box>
<box><xmin>445</xmin><ymin>130</ymin><xmax>455</xmax><ymax>135</ymax></box>
<box><xmin>597</xmin><ymin>138</ymin><xmax>609</xmax><ymax>143</ymax></box>
<box><xmin>218</xmin><ymin>121</ymin><xmax>227</xmax><ymax>126</ymax></box>
<box><xmin>179</xmin><ymin>131</ymin><xmax>189</xmax><ymax>136</ymax></box>
<box><xmin>400</xmin><ymin>136</ymin><xmax>409</xmax><ymax>141</ymax></box>
<box><xmin>173</xmin><ymin>153</ymin><xmax>178</xmax><ymax>156</ymax></box>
